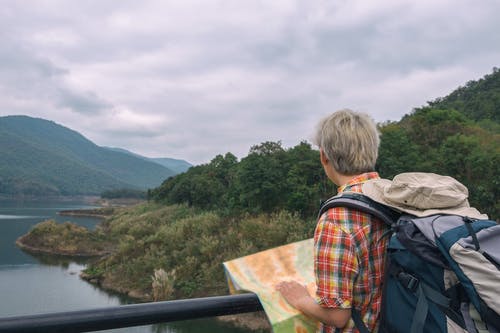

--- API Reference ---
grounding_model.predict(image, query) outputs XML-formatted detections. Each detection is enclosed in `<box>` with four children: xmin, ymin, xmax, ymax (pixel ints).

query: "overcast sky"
<box><xmin>1</xmin><ymin>1</ymin><xmax>499</xmax><ymax>165</ymax></box>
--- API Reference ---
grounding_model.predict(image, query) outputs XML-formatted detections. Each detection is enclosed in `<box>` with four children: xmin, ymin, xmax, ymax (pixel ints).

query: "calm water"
<box><xmin>0</xmin><ymin>198</ymin><xmax>258</xmax><ymax>333</ymax></box>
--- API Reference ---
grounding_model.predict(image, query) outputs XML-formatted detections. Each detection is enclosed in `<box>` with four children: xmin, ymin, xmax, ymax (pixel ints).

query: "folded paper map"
<box><xmin>223</xmin><ymin>238</ymin><xmax>318</xmax><ymax>333</ymax></box>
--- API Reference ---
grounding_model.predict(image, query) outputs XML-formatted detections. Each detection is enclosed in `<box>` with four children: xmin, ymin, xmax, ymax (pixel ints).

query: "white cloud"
<box><xmin>0</xmin><ymin>0</ymin><xmax>499</xmax><ymax>164</ymax></box>
<box><xmin>32</xmin><ymin>29</ymin><xmax>81</xmax><ymax>47</ymax></box>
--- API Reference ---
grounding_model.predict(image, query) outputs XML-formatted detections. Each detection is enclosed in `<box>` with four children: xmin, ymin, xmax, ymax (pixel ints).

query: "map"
<box><xmin>223</xmin><ymin>238</ymin><xmax>318</xmax><ymax>333</ymax></box>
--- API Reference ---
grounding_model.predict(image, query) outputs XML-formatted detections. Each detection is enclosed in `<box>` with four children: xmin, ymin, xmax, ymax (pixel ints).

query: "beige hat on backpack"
<box><xmin>362</xmin><ymin>172</ymin><xmax>488</xmax><ymax>219</ymax></box>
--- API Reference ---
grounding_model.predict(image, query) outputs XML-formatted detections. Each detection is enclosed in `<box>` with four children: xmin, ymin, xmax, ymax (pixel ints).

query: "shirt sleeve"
<box><xmin>314</xmin><ymin>209</ymin><xmax>358</xmax><ymax>309</ymax></box>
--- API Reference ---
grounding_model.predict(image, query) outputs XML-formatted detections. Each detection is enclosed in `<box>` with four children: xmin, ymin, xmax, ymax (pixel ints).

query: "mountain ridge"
<box><xmin>103</xmin><ymin>147</ymin><xmax>192</xmax><ymax>174</ymax></box>
<box><xmin>0</xmin><ymin>115</ymin><xmax>189</xmax><ymax>196</ymax></box>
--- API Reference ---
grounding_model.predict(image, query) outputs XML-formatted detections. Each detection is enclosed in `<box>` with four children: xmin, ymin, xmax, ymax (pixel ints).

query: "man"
<box><xmin>277</xmin><ymin>109</ymin><xmax>388</xmax><ymax>332</ymax></box>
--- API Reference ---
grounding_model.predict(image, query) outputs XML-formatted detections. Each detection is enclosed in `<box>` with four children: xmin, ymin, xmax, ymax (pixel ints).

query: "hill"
<box><xmin>378</xmin><ymin>69</ymin><xmax>499</xmax><ymax>217</ymax></box>
<box><xmin>150</xmin><ymin>158</ymin><xmax>192</xmax><ymax>174</ymax></box>
<box><xmin>0</xmin><ymin>116</ymin><xmax>180</xmax><ymax>196</ymax></box>
<box><xmin>427</xmin><ymin>67</ymin><xmax>500</xmax><ymax>125</ymax></box>
<box><xmin>104</xmin><ymin>147</ymin><xmax>192</xmax><ymax>174</ymax></box>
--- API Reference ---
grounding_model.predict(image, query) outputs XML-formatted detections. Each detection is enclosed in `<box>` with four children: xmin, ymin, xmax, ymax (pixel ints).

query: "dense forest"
<box><xmin>149</xmin><ymin>141</ymin><xmax>331</xmax><ymax>217</ymax></box>
<box><xmin>150</xmin><ymin>68</ymin><xmax>500</xmax><ymax>218</ymax></box>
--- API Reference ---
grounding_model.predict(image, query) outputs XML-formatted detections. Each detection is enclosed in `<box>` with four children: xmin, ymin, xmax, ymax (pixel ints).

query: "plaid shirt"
<box><xmin>314</xmin><ymin>172</ymin><xmax>388</xmax><ymax>333</ymax></box>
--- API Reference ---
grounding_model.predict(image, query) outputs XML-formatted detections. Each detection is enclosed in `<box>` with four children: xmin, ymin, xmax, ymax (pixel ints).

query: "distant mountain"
<box><xmin>150</xmin><ymin>158</ymin><xmax>192</xmax><ymax>174</ymax></box>
<box><xmin>105</xmin><ymin>147</ymin><xmax>192</xmax><ymax>174</ymax></box>
<box><xmin>0</xmin><ymin>115</ymin><xmax>180</xmax><ymax>196</ymax></box>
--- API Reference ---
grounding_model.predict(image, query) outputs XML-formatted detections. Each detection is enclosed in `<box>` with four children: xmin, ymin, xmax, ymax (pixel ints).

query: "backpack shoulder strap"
<box><xmin>318</xmin><ymin>192</ymin><xmax>400</xmax><ymax>227</ymax></box>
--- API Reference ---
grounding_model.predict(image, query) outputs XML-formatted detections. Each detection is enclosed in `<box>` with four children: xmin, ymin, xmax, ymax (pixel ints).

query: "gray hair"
<box><xmin>313</xmin><ymin>109</ymin><xmax>380</xmax><ymax>175</ymax></box>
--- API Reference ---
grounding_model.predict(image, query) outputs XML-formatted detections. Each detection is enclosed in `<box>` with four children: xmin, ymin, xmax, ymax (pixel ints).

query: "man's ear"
<box><xmin>319</xmin><ymin>148</ymin><xmax>329</xmax><ymax>165</ymax></box>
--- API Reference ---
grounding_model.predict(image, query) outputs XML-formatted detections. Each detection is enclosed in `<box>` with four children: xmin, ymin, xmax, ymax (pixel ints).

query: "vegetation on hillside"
<box><xmin>19</xmin><ymin>202</ymin><xmax>311</xmax><ymax>301</ymax></box>
<box><xmin>150</xmin><ymin>141</ymin><xmax>333</xmax><ymax>218</ymax></box>
<box><xmin>427</xmin><ymin>67</ymin><xmax>500</xmax><ymax>124</ymax></box>
<box><xmin>378</xmin><ymin>108</ymin><xmax>499</xmax><ymax>217</ymax></box>
<box><xmin>0</xmin><ymin>116</ymin><xmax>177</xmax><ymax>196</ymax></box>
<box><xmin>17</xmin><ymin>220</ymin><xmax>112</xmax><ymax>256</ymax></box>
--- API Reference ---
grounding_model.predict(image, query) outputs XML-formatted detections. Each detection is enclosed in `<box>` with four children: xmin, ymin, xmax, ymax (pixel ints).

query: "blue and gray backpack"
<box><xmin>318</xmin><ymin>193</ymin><xmax>500</xmax><ymax>333</ymax></box>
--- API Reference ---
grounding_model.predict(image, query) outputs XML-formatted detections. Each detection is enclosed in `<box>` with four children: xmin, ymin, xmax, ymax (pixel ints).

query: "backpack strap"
<box><xmin>391</xmin><ymin>265</ymin><xmax>464</xmax><ymax>333</ymax></box>
<box><xmin>352</xmin><ymin>308</ymin><xmax>370</xmax><ymax>333</ymax></box>
<box><xmin>318</xmin><ymin>192</ymin><xmax>400</xmax><ymax>227</ymax></box>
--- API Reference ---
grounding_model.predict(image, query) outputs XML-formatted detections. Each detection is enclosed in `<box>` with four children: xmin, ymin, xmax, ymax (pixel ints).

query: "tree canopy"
<box><xmin>149</xmin><ymin>141</ymin><xmax>333</xmax><ymax>217</ymax></box>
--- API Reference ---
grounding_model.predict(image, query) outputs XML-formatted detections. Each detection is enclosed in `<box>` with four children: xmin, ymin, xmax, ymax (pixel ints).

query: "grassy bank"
<box><xmin>19</xmin><ymin>202</ymin><xmax>315</xmax><ymax>302</ymax></box>
<box><xmin>17</xmin><ymin>220</ymin><xmax>113</xmax><ymax>256</ymax></box>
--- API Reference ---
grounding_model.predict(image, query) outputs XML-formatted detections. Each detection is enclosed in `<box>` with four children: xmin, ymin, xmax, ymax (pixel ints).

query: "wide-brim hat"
<box><xmin>362</xmin><ymin>172</ymin><xmax>488</xmax><ymax>219</ymax></box>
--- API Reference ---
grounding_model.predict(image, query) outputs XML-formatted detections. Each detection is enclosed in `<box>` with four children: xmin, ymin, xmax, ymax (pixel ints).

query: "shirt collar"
<box><xmin>337</xmin><ymin>172</ymin><xmax>380</xmax><ymax>194</ymax></box>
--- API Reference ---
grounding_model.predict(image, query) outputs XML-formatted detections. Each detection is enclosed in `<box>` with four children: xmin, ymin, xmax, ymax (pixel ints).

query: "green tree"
<box><xmin>232</xmin><ymin>141</ymin><xmax>287</xmax><ymax>213</ymax></box>
<box><xmin>402</xmin><ymin>108</ymin><xmax>470</xmax><ymax>148</ymax></box>
<box><xmin>284</xmin><ymin>141</ymin><xmax>331</xmax><ymax>216</ymax></box>
<box><xmin>438</xmin><ymin>134</ymin><xmax>499</xmax><ymax>217</ymax></box>
<box><xmin>377</xmin><ymin>122</ymin><xmax>422</xmax><ymax>178</ymax></box>
<box><xmin>151</xmin><ymin>141</ymin><xmax>331</xmax><ymax>217</ymax></box>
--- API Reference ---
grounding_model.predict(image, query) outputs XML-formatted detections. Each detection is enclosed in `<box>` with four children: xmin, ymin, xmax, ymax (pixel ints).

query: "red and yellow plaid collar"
<box><xmin>337</xmin><ymin>172</ymin><xmax>380</xmax><ymax>194</ymax></box>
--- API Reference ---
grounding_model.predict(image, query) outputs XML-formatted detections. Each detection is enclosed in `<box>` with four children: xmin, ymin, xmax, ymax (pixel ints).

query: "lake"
<box><xmin>0</xmin><ymin>198</ymin><xmax>260</xmax><ymax>333</ymax></box>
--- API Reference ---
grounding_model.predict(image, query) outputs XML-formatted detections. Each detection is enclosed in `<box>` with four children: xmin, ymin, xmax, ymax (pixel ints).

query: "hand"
<box><xmin>275</xmin><ymin>281</ymin><xmax>312</xmax><ymax>309</ymax></box>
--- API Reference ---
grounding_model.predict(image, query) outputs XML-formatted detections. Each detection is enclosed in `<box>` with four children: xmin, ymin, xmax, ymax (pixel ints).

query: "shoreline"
<box><xmin>0</xmin><ymin>194</ymin><xmax>101</xmax><ymax>204</ymax></box>
<box><xmin>58</xmin><ymin>208</ymin><xmax>113</xmax><ymax>219</ymax></box>
<box><xmin>0</xmin><ymin>194</ymin><xmax>145</xmax><ymax>207</ymax></box>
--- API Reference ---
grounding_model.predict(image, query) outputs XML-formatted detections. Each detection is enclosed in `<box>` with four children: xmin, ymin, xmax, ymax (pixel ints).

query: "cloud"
<box><xmin>0</xmin><ymin>0</ymin><xmax>499</xmax><ymax>165</ymax></box>
<box><xmin>54</xmin><ymin>88</ymin><xmax>110</xmax><ymax>114</ymax></box>
<box><xmin>0</xmin><ymin>32</ymin><xmax>111</xmax><ymax>116</ymax></box>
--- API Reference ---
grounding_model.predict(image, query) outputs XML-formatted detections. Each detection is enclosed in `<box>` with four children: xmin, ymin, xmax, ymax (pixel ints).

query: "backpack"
<box><xmin>318</xmin><ymin>192</ymin><xmax>500</xmax><ymax>333</ymax></box>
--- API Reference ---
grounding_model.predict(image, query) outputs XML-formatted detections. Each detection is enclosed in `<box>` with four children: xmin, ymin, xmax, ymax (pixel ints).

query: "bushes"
<box><xmin>84</xmin><ymin>203</ymin><xmax>315</xmax><ymax>300</ymax></box>
<box><xmin>18</xmin><ymin>220</ymin><xmax>111</xmax><ymax>256</ymax></box>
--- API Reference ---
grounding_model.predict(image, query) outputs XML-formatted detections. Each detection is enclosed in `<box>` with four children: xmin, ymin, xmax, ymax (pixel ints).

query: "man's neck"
<box><xmin>334</xmin><ymin>173</ymin><xmax>360</xmax><ymax>188</ymax></box>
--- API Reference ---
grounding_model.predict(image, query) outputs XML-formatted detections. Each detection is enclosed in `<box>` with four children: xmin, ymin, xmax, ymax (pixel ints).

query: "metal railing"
<box><xmin>0</xmin><ymin>293</ymin><xmax>263</xmax><ymax>333</ymax></box>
